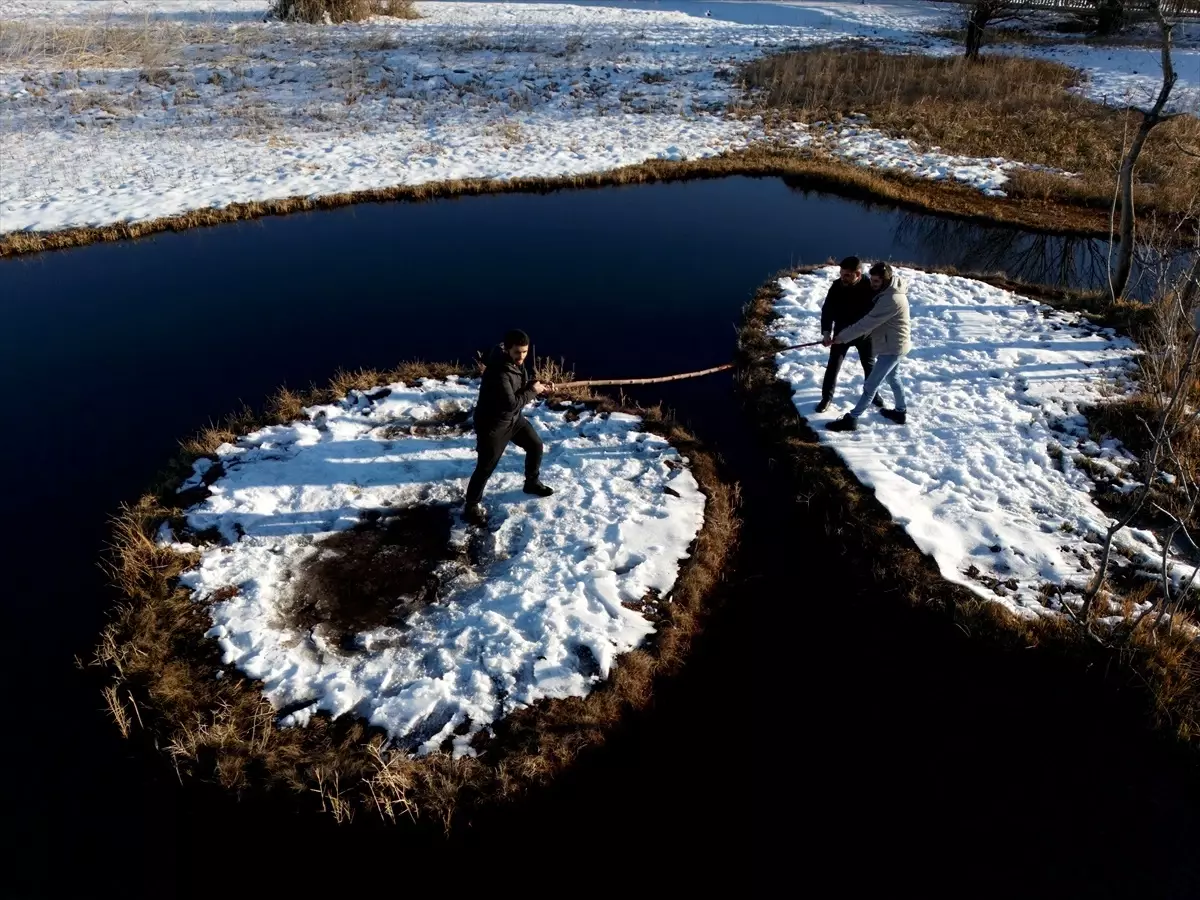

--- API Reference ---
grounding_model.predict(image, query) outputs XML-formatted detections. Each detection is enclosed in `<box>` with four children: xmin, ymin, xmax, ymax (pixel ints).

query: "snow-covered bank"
<box><xmin>1021</xmin><ymin>40</ymin><xmax>1200</xmax><ymax>113</ymax></box>
<box><xmin>770</xmin><ymin>267</ymin><xmax>1195</xmax><ymax>619</ymax></box>
<box><xmin>981</xmin><ymin>10</ymin><xmax>1200</xmax><ymax>112</ymax></box>
<box><xmin>166</xmin><ymin>379</ymin><xmax>706</xmax><ymax>756</ymax></box>
<box><xmin>2</xmin><ymin>1</ymin><xmax>1194</xmax><ymax>235</ymax></box>
<box><xmin>790</xmin><ymin>117</ymin><xmax>1071</xmax><ymax>198</ymax></box>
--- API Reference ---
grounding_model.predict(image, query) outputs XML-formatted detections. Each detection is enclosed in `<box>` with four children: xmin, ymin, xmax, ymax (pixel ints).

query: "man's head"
<box><xmin>504</xmin><ymin>329</ymin><xmax>531</xmax><ymax>365</ymax></box>
<box><xmin>868</xmin><ymin>261</ymin><xmax>893</xmax><ymax>292</ymax></box>
<box><xmin>839</xmin><ymin>256</ymin><xmax>862</xmax><ymax>285</ymax></box>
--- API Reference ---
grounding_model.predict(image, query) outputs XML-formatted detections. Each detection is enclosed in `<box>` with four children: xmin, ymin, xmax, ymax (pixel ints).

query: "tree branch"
<box><xmin>1109</xmin><ymin>2</ymin><xmax>1179</xmax><ymax>302</ymax></box>
<box><xmin>1083</xmin><ymin>329</ymin><xmax>1200</xmax><ymax>619</ymax></box>
<box><xmin>1144</xmin><ymin>0</ymin><xmax>1179</xmax><ymax>122</ymax></box>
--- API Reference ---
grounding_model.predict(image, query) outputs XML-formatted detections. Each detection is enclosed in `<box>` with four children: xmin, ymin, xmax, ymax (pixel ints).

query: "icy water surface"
<box><xmin>3</xmin><ymin>177</ymin><xmax>1198</xmax><ymax>897</ymax></box>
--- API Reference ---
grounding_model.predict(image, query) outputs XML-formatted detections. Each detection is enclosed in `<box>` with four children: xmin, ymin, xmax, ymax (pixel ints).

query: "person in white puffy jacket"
<box><xmin>826</xmin><ymin>262</ymin><xmax>911</xmax><ymax>431</ymax></box>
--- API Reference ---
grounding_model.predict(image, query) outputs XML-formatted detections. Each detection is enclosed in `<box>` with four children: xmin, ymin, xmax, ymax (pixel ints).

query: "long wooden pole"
<box><xmin>552</xmin><ymin>340</ymin><xmax>824</xmax><ymax>389</ymax></box>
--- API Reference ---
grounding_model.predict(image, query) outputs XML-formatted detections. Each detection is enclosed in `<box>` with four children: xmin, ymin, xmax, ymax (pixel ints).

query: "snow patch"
<box><xmin>786</xmin><ymin>118</ymin><xmax>1074</xmax><ymax>196</ymax></box>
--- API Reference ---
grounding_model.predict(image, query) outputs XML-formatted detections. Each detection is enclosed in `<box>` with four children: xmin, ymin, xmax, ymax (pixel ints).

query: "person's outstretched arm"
<box><xmin>835</xmin><ymin>291</ymin><xmax>898</xmax><ymax>345</ymax></box>
<box><xmin>820</xmin><ymin>283</ymin><xmax>837</xmax><ymax>339</ymax></box>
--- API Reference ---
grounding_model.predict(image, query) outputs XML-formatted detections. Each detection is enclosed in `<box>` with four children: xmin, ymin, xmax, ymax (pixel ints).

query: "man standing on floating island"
<box><xmin>817</xmin><ymin>255</ymin><xmax>882</xmax><ymax>414</ymax></box>
<box><xmin>826</xmin><ymin>262</ymin><xmax>911</xmax><ymax>432</ymax></box>
<box><xmin>464</xmin><ymin>329</ymin><xmax>554</xmax><ymax>523</ymax></box>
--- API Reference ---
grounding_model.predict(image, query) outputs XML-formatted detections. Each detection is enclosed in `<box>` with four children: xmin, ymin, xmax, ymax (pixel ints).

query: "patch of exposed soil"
<box><xmin>378</xmin><ymin>404</ymin><xmax>472</xmax><ymax>439</ymax></box>
<box><xmin>285</xmin><ymin>504</ymin><xmax>468</xmax><ymax>649</ymax></box>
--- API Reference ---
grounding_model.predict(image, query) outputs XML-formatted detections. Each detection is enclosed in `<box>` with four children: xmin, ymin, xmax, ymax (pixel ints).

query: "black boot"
<box><xmin>826</xmin><ymin>415</ymin><xmax>857</xmax><ymax>432</ymax></box>
<box><xmin>815</xmin><ymin>397</ymin><xmax>831</xmax><ymax>413</ymax></box>
<box><xmin>523</xmin><ymin>480</ymin><xmax>554</xmax><ymax>497</ymax></box>
<box><xmin>872</xmin><ymin>394</ymin><xmax>885</xmax><ymax>408</ymax></box>
<box><xmin>464</xmin><ymin>502</ymin><xmax>488</xmax><ymax>524</ymax></box>
<box><xmin>880</xmin><ymin>409</ymin><xmax>907</xmax><ymax>425</ymax></box>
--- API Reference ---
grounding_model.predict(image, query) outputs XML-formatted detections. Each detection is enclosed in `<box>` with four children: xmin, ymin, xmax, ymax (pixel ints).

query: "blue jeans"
<box><xmin>849</xmin><ymin>353</ymin><xmax>906</xmax><ymax>418</ymax></box>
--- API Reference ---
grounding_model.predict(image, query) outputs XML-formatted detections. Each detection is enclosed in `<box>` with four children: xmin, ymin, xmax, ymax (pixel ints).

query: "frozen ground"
<box><xmin>2</xmin><ymin>1</ymin><xmax>1195</xmax><ymax>233</ymax></box>
<box><xmin>165</xmin><ymin>379</ymin><xmax>706</xmax><ymax>755</ymax></box>
<box><xmin>1006</xmin><ymin>38</ymin><xmax>1200</xmax><ymax>112</ymax></box>
<box><xmin>771</xmin><ymin>266</ymin><xmax>1197</xmax><ymax>620</ymax></box>
<box><xmin>992</xmin><ymin>8</ymin><xmax>1200</xmax><ymax>110</ymax></box>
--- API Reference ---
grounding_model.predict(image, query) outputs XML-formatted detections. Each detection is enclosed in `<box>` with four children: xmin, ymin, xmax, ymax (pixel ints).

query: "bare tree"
<box><xmin>1144</xmin><ymin>446</ymin><xmax>1200</xmax><ymax>635</ymax></box>
<box><xmin>1095</xmin><ymin>0</ymin><xmax>1128</xmax><ymax>36</ymax></box>
<box><xmin>1108</xmin><ymin>0</ymin><xmax>1179</xmax><ymax>303</ymax></box>
<box><xmin>962</xmin><ymin>0</ymin><xmax>1025</xmax><ymax>60</ymax></box>
<box><xmin>1132</xmin><ymin>251</ymin><xmax>1200</xmax><ymax>634</ymax></box>
<box><xmin>1082</xmin><ymin>242</ymin><xmax>1200</xmax><ymax>624</ymax></box>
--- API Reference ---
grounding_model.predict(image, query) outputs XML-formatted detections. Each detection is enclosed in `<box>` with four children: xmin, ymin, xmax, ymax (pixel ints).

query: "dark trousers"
<box><xmin>823</xmin><ymin>337</ymin><xmax>878</xmax><ymax>403</ymax></box>
<box><xmin>465</xmin><ymin>416</ymin><xmax>543</xmax><ymax>505</ymax></box>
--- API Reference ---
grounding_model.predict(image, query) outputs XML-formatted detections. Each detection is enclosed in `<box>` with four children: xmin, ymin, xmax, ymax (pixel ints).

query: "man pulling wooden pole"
<box><xmin>464</xmin><ymin>329</ymin><xmax>554</xmax><ymax>524</ymax></box>
<box><xmin>465</xmin><ymin>331</ymin><xmax>824</xmax><ymax>523</ymax></box>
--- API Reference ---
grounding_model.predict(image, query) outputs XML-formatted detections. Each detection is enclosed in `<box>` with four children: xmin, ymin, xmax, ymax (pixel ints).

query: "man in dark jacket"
<box><xmin>816</xmin><ymin>256</ymin><xmax>882</xmax><ymax>413</ymax></box>
<box><xmin>464</xmin><ymin>329</ymin><xmax>553</xmax><ymax>522</ymax></box>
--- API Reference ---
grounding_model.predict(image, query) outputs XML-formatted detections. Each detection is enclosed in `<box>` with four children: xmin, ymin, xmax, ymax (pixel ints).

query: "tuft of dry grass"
<box><xmin>532</xmin><ymin>357</ymin><xmax>595</xmax><ymax>403</ymax></box>
<box><xmin>742</xmin><ymin>47</ymin><xmax>1200</xmax><ymax>227</ymax></box>
<box><xmin>271</xmin><ymin>0</ymin><xmax>418</xmax><ymax>24</ymax></box>
<box><xmin>92</xmin><ymin>362</ymin><xmax>738</xmax><ymax>827</ymax></box>
<box><xmin>486</xmin><ymin>119</ymin><xmax>526</xmax><ymax>148</ymax></box>
<box><xmin>102</xmin><ymin>684</ymin><xmax>132</xmax><ymax>738</ymax></box>
<box><xmin>0</xmin><ymin>16</ymin><xmax>195</xmax><ymax>68</ymax></box>
<box><xmin>178</xmin><ymin>404</ymin><xmax>259</xmax><ymax>459</ymax></box>
<box><xmin>268</xmin><ymin>386</ymin><xmax>306</xmax><ymax>423</ymax></box>
<box><xmin>737</xmin><ymin>264</ymin><xmax>1200</xmax><ymax>751</ymax></box>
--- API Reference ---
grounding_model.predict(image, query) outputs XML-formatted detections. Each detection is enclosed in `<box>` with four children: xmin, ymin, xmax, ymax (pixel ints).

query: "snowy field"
<box><xmin>771</xmin><ymin>266</ymin><xmax>1196</xmax><ymax>620</ymax></box>
<box><xmin>2</xmin><ymin>0</ymin><xmax>1197</xmax><ymax>234</ymax></box>
<box><xmin>164</xmin><ymin>379</ymin><xmax>706</xmax><ymax>755</ymax></box>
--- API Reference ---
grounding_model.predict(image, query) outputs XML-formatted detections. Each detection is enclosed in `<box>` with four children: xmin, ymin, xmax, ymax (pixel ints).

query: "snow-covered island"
<box><xmin>765</xmin><ymin>265</ymin><xmax>1199</xmax><ymax>630</ymax></box>
<box><xmin>97</xmin><ymin>373</ymin><xmax>733</xmax><ymax>821</ymax></box>
<box><xmin>170</xmin><ymin>380</ymin><xmax>708</xmax><ymax>756</ymax></box>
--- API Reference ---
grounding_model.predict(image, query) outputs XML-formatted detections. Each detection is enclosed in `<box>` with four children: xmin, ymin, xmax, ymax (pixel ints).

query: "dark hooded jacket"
<box><xmin>820</xmin><ymin>276</ymin><xmax>877</xmax><ymax>336</ymax></box>
<box><xmin>474</xmin><ymin>344</ymin><xmax>536</xmax><ymax>432</ymax></box>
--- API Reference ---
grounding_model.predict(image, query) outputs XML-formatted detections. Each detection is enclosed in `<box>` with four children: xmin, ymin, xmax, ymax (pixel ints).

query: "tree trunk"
<box><xmin>1110</xmin><ymin>120</ymin><xmax>1151</xmax><ymax>302</ymax></box>
<box><xmin>965</xmin><ymin>6</ymin><xmax>987</xmax><ymax>60</ymax></box>
<box><xmin>1096</xmin><ymin>0</ymin><xmax>1126</xmax><ymax>36</ymax></box>
<box><xmin>1108</xmin><ymin>3</ymin><xmax>1177</xmax><ymax>304</ymax></box>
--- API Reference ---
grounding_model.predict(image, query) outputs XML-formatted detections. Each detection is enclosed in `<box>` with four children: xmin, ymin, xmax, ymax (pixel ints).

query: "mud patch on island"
<box><xmin>284</xmin><ymin>505</ymin><xmax>471</xmax><ymax>650</ymax></box>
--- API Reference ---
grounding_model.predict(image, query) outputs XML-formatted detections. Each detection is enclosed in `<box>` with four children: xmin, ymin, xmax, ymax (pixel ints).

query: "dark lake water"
<box><xmin>4</xmin><ymin>176</ymin><xmax>1198</xmax><ymax>897</ymax></box>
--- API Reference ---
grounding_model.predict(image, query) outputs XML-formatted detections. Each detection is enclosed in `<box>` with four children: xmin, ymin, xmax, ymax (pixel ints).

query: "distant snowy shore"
<box><xmin>2</xmin><ymin>0</ymin><xmax>1196</xmax><ymax>234</ymax></box>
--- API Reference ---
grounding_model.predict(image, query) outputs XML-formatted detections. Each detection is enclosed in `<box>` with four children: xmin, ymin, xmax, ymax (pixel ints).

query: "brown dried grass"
<box><xmin>92</xmin><ymin>361</ymin><xmax>738</xmax><ymax>828</ymax></box>
<box><xmin>743</xmin><ymin>47</ymin><xmax>1200</xmax><ymax>226</ymax></box>
<box><xmin>271</xmin><ymin>0</ymin><xmax>417</xmax><ymax>23</ymax></box>
<box><xmin>0</xmin><ymin>17</ymin><xmax>194</xmax><ymax>68</ymax></box>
